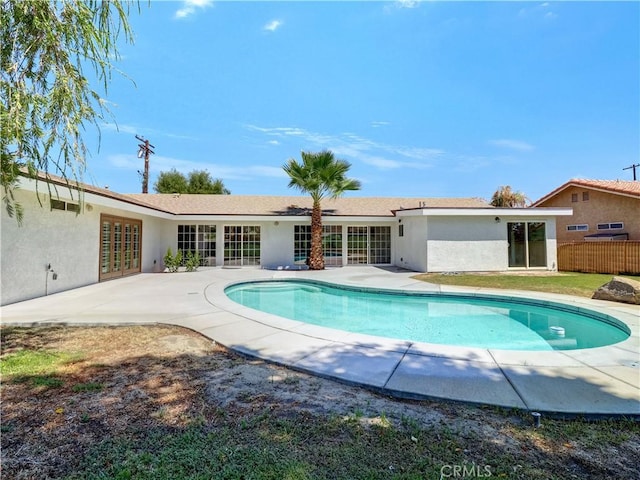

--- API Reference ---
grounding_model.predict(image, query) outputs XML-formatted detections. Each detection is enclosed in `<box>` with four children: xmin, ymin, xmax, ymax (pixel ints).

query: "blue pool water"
<box><xmin>225</xmin><ymin>280</ymin><xmax>630</xmax><ymax>351</ymax></box>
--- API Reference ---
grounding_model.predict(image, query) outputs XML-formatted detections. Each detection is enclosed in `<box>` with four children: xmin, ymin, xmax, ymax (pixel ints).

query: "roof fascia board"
<box><xmin>571</xmin><ymin>185</ymin><xmax>639</xmax><ymax>200</ymax></box>
<box><xmin>17</xmin><ymin>176</ymin><xmax>174</xmax><ymax>219</ymax></box>
<box><xmin>169</xmin><ymin>214</ymin><xmax>396</xmax><ymax>223</ymax></box>
<box><xmin>85</xmin><ymin>192</ymin><xmax>175</xmax><ymax>219</ymax></box>
<box><xmin>396</xmin><ymin>208</ymin><xmax>573</xmax><ymax>217</ymax></box>
<box><xmin>531</xmin><ymin>181</ymin><xmax>640</xmax><ymax>206</ymax></box>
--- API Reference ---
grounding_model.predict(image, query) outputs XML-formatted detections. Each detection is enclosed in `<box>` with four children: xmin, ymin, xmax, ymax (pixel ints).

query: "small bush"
<box><xmin>164</xmin><ymin>248</ymin><xmax>183</xmax><ymax>273</ymax></box>
<box><xmin>185</xmin><ymin>250</ymin><xmax>201</xmax><ymax>272</ymax></box>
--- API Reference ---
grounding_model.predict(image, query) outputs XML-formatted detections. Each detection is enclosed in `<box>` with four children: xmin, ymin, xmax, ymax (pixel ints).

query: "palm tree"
<box><xmin>283</xmin><ymin>150</ymin><xmax>361</xmax><ymax>270</ymax></box>
<box><xmin>490</xmin><ymin>185</ymin><xmax>529</xmax><ymax>207</ymax></box>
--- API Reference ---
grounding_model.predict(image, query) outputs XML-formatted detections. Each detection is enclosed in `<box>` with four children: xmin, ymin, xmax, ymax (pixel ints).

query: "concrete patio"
<box><xmin>2</xmin><ymin>267</ymin><xmax>638</xmax><ymax>418</ymax></box>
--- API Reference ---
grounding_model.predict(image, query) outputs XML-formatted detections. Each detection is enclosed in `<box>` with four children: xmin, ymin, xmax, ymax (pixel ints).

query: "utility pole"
<box><xmin>623</xmin><ymin>163</ymin><xmax>640</xmax><ymax>181</ymax></box>
<box><xmin>135</xmin><ymin>135</ymin><xmax>155</xmax><ymax>193</ymax></box>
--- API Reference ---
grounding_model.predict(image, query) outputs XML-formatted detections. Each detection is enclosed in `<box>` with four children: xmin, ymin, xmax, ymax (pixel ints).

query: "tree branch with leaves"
<box><xmin>1</xmin><ymin>0</ymin><xmax>136</xmax><ymax>223</ymax></box>
<box><xmin>153</xmin><ymin>168</ymin><xmax>230</xmax><ymax>194</ymax></box>
<box><xmin>490</xmin><ymin>185</ymin><xmax>529</xmax><ymax>208</ymax></box>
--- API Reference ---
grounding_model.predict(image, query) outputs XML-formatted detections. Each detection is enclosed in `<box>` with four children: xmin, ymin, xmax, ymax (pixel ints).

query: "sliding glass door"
<box><xmin>508</xmin><ymin>222</ymin><xmax>546</xmax><ymax>268</ymax></box>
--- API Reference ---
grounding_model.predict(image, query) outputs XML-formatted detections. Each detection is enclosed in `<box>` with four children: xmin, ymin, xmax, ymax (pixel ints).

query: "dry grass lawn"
<box><xmin>1</xmin><ymin>325</ymin><xmax>638</xmax><ymax>479</ymax></box>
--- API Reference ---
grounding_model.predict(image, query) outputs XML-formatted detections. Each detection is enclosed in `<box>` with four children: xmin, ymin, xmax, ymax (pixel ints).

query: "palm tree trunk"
<box><xmin>309</xmin><ymin>199</ymin><xmax>324</xmax><ymax>270</ymax></box>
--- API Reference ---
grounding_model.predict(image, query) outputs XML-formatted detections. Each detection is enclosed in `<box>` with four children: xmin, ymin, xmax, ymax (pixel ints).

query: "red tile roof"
<box><xmin>531</xmin><ymin>179</ymin><xmax>640</xmax><ymax>206</ymax></box>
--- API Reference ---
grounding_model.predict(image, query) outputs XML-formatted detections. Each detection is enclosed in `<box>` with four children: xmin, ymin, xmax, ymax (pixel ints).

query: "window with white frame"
<box><xmin>294</xmin><ymin>225</ymin><xmax>311</xmax><ymax>264</ymax></box>
<box><xmin>294</xmin><ymin>225</ymin><xmax>342</xmax><ymax>266</ymax></box>
<box><xmin>597</xmin><ymin>222</ymin><xmax>624</xmax><ymax>230</ymax></box>
<box><xmin>567</xmin><ymin>224</ymin><xmax>589</xmax><ymax>232</ymax></box>
<box><xmin>51</xmin><ymin>199</ymin><xmax>80</xmax><ymax>212</ymax></box>
<box><xmin>177</xmin><ymin>225</ymin><xmax>216</xmax><ymax>265</ymax></box>
<box><xmin>369</xmin><ymin>226</ymin><xmax>391</xmax><ymax>264</ymax></box>
<box><xmin>323</xmin><ymin>225</ymin><xmax>343</xmax><ymax>266</ymax></box>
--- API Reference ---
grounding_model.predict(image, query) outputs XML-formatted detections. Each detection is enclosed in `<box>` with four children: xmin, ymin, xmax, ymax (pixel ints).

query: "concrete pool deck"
<box><xmin>2</xmin><ymin>266</ymin><xmax>639</xmax><ymax>418</ymax></box>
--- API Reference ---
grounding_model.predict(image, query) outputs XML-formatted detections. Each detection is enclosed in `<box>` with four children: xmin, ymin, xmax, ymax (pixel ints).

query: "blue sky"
<box><xmin>84</xmin><ymin>1</ymin><xmax>639</xmax><ymax>203</ymax></box>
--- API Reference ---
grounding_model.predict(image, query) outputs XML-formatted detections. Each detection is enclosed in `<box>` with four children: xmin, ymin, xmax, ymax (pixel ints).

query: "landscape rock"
<box><xmin>592</xmin><ymin>276</ymin><xmax>640</xmax><ymax>305</ymax></box>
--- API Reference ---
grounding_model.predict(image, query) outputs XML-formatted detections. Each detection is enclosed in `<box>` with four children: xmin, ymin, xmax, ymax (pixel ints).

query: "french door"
<box><xmin>100</xmin><ymin>214</ymin><xmax>142</xmax><ymax>280</ymax></box>
<box><xmin>347</xmin><ymin>226</ymin><xmax>391</xmax><ymax>265</ymax></box>
<box><xmin>223</xmin><ymin>225</ymin><xmax>261</xmax><ymax>266</ymax></box>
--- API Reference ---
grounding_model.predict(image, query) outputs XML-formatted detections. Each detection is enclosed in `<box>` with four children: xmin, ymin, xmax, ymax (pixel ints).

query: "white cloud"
<box><xmin>101</xmin><ymin>123</ymin><xmax>196</xmax><ymax>141</ymax></box>
<box><xmin>108</xmin><ymin>153</ymin><xmax>192</xmax><ymax>171</ymax></box>
<box><xmin>350</xmin><ymin>155</ymin><xmax>407</xmax><ymax>170</ymax></box>
<box><xmin>248</xmin><ymin>125</ymin><xmax>530</xmax><ymax>178</ymax></box>
<box><xmin>384</xmin><ymin>0</ymin><xmax>421</xmax><ymax>13</ymax></box>
<box><xmin>518</xmin><ymin>2</ymin><xmax>558</xmax><ymax>21</ymax></box>
<box><xmin>371</xmin><ymin>121</ymin><xmax>390</xmax><ymax>128</ymax></box>
<box><xmin>101</xmin><ymin>122</ymin><xmax>138</xmax><ymax>135</ymax></box>
<box><xmin>452</xmin><ymin>155</ymin><xmax>492</xmax><ymax>173</ymax></box>
<box><xmin>397</xmin><ymin>0</ymin><xmax>420</xmax><ymax>8</ymax></box>
<box><xmin>107</xmin><ymin>154</ymin><xmax>286</xmax><ymax>182</ymax></box>
<box><xmin>175</xmin><ymin>0</ymin><xmax>213</xmax><ymax>20</ymax></box>
<box><xmin>263</xmin><ymin>19</ymin><xmax>283</xmax><ymax>32</ymax></box>
<box><xmin>488</xmin><ymin>139</ymin><xmax>535</xmax><ymax>152</ymax></box>
<box><xmin>245</xmin><ymin>124</ymin><xmax>440</xmax><ymax>171</ymax></box>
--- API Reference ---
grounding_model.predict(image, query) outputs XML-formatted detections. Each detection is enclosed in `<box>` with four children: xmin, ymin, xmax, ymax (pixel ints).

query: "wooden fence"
<box><xmin>557</xmin><ymin>241</ymin><xmax>640</xmax><ymax>275</ymax></box>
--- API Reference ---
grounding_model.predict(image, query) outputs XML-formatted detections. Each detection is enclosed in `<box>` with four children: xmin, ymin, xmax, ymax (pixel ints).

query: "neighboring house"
<box><xmin>531</xmin><ymin>179</ymin><xmax>640</xmax><ymax>243</ymax></box>
<box><xmin>1</xmin><ymin>174</ymin><xmax>572</xmax><ymax>305</ymax></box>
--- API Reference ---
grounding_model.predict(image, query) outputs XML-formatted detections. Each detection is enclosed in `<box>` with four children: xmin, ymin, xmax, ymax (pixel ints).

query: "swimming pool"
<box><xmin>225</xmin><ymin>280</ymin><xmax>630</xmax><ymax>351</ymax></box>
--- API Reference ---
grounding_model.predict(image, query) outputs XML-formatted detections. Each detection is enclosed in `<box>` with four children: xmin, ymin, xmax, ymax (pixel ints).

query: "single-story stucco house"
<box><xmin>0</xmin><ymin>174</ymin><xmax>572</xmax><ymax>305</ymax></box>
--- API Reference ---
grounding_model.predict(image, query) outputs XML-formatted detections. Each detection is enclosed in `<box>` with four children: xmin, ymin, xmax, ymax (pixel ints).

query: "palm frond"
<box><xmin>282</xmin><ymin>149</ymin><xmax>360</xmax><ymax>270</ymax></box>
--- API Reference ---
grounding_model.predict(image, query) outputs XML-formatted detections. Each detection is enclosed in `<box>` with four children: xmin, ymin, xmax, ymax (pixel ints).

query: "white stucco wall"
<box><xmin>394</xmin><ymin>217</ymin><xmax>428</xmax><ymax>272</ymax></box>
<box><xmin>393</xmin><ymin>213</ymin><xmax>561</xmax><ymax>273</ymax></box>
<box><xmin>2</xmin><ymin>188</ymin><xmax>565</xmax><ymax>305</ymax></box>
<box><xmin>426</xmin><ymin>216</ymin><xmax>507</xmax><ymax>272</ymax></box>
<box><xmin>104</xmin><ymin>213</ymin><xmax>576</xmax><ymax>274</ymax></box>
<box><xmin>1</xmin><ymin>187</ymin><xmax>170</xmax><ymax>305</ymax></box>
<box><xmin>543</xmin><ymin>219</ymin><xmax>559</xmax><ymax>271</ymax></box>
<box><xmin>261</xmin><ymin>222</ymin><xmax>295</xmax><ymax>266</ymax></box>
<box><xmin>1</xmin><ymin>189</ymin><xmax>100</xmax><ymax>305</ymax></box>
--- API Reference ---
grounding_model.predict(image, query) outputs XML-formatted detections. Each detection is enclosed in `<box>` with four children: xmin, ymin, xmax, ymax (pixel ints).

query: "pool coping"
<box><xmin>2</xmin><ymin>266</ymin><xmax>639</xmax><ymax>418</ymax></box>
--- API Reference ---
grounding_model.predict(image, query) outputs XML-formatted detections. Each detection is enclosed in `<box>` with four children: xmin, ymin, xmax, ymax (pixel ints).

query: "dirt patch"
<box><xmin>1</xmin><ymin>325</ymin><xmax>638</xmax><ymax>479</ymax></box>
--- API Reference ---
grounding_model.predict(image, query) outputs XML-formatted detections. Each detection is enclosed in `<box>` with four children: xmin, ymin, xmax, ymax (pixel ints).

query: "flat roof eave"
<box><xmin>395</xmin><ymin>207</ymin><xmax>573</xmax><ymax>217</ymax></box>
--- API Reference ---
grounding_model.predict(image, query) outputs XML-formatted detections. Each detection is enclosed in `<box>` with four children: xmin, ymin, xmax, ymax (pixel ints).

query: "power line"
<box><xmin>135</xmin><ymin>135</ymin><xmax>155</xmax><ymax>193</ymax></box>
<box><xmin>623</xmin><ymin>163</ymin><xmax>640</xmax><ymax>181</ymax></box>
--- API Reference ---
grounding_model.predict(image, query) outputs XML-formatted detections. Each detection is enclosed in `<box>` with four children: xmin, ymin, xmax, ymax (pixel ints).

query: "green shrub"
<box><xmin>164</xmin><ymin>248</ymin><xmax>200</xmax><ymax>272</ymax></box>
<box><xmin>163</xmin><ymin>248</ymin><xmax>183</xmax><ymax>273</ymax></box>
<box><xmin>185</xmin><ymin>250</ymin><xmax>201</xmax><ymax>272</ymax></box>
